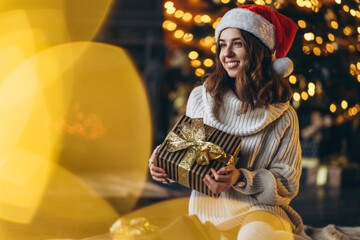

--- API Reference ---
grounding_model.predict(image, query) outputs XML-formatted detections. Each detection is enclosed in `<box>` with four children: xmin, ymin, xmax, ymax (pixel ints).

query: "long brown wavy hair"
<box><xmin>203</xmin><ymin>28</ymin><xmax>292</xmax><ymax>113</ymax></box>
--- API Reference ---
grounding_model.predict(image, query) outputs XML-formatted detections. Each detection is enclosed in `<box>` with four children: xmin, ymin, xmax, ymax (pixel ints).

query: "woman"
<box><xmin>150</xmin><ymin>5</ymin><xmax>303</xmax><ymax>239</ymax></box>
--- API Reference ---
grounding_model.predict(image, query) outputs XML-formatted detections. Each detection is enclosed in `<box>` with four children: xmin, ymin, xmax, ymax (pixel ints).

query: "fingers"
<box><xmin>149</xmin><ymin>164</ymin><xmax>170</xmax><ymax>184</ymax></box>
<box><xmin>203</xmin><ymin>174</ymin><xmax>227</xmax><ymax>194</ymax></box>
<box><xmin>210</xmin><ymin>168</ymin><xmax>228</xmax><ymax>182</ymax></box>
<box><xmin>217</xmin><ymin>165</ymin><xmax>236</xmax><ymax>175</ymax></box>
<box><xmin>152</xmin><ymin>176</ymin><xmax>170</xmax><ymax>184</ymax></box>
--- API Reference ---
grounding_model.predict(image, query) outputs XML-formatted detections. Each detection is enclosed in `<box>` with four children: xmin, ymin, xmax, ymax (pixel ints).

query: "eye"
<box><xmin>219</xmin><ymin>43</ymin><xmax>226</xmax><ymax>48</ymax></box>
<box><xmin>234</xmin><ymin>41</ymin><xmax>243</xmax><ymax>47</ymax></box>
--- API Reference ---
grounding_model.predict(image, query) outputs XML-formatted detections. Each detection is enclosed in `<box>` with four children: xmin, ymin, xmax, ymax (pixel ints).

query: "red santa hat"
<box><xmin>215</xmin><ymin>5</ymin><xmax>298</xmax><ymax>77</ymax></box>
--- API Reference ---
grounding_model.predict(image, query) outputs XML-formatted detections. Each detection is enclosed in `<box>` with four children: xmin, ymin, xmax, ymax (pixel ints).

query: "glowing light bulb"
<box><xmin>330</xmin><ymin>104</ymin><xmax>337</xmax><ymax>113</ymax></box>
<box><xmin>289</xmin><ymin>75</ymin><xmax>297</xmax><ymax>84</ymax></box>
<box><xmin>341</xmin><ymin>100</ymin><xmax>348</xmax><ymax>109</ymax></box>
<box><xmin>188</xmin><ymin>51</ymin><xmax>199</xmax><ymax>60</ymax></box>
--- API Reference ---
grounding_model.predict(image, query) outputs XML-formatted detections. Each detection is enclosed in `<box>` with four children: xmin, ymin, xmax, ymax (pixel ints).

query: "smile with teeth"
<box><xmin>226</xmin><ymin>61</ymin><xmax>240</xmax><ymax>69</ymax></box>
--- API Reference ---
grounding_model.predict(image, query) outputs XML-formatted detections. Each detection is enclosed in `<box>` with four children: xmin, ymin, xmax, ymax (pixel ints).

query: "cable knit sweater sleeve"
<box><xmin>234</xmin><ymin>107</ymin><xmax>302</xmax><ymax>206</ymax></box>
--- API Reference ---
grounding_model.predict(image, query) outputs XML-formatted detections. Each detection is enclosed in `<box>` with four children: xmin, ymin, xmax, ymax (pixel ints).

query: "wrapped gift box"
<box><xmin>155</xmin><ymin>115</ymin><xmax>241</xmax><ymax>198</ymax></box>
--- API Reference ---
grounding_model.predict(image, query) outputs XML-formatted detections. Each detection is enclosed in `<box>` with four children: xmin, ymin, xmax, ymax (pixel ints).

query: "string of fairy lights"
<box><xmin>162</xmin><ymin>0</ymin><xmax>360</xmax><ymax>123</ymax></box>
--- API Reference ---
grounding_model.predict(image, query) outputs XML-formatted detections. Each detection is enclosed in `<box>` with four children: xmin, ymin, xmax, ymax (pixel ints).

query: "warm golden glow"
<box><xmin>343</xmin><ymin>5</ymin><xmax>349</xmax><ymax>12</ymax></box>
<box><xmin>350</xmin><ymin>9</ymin><xmax>356</xmax><ymax>16</ymax></box>
<box><xmin>212</xmin><ymin>21</ymin><xmax>219</xmax><ymax>29</ymax></box>
<box><xmin>167</xmin><ymin>22</ymin><xmax>177</xmax><ymax>31</ymax></box>
<box><xmin>343</xmin><ymin>26</ymin><xmax>352</xmax><ymax>36</ymax></box>
<box><xmin>201</xmin><ymin>15</ymin><xmax>211</xmax><ymax>23</ymax></box>
<box><xmin>330</xmin><ymin>21</ymin><xmax>338</xmax><ymax>29</ymax></box>
<box><xmin>328</xmin><ymin>33</ymin><xmax>335</xmax><ymax>41</ymax></box>
<box><xmin>330</xmin><ymin>104</ymin><xmax>337</xmax><ymax>113</ymax></box>
<box><xmin>174</xmin><ymin>30</ymin><xmax>184</xmax><ymax>38</ymax></box>
<box><xmin>349</xmin><ymin>45</ymin><xmax>355</xmax><ymax>52</ymax></box>
<box><xmin>301</xmin><ymin>91</ymin><xmax>309</xmax><ymax>100</ymax></box>
<box><xmin>303</xmin><ymin>46</ymin><xmax>311</xmax><ymax>55</ymax></box>
<box><xmin>341</xmin><ymin>100</ymin><xmax>348</xmax><ymax>109</ymax></box>
<box><xmin>162</xmin><ymin>20</ymin><xmax>171</xmax><ymax>29</ymax></box>
<box><xmin>174</xmin><ymin>10</ymin><xmax>184</xmax><ymax>18</ymax></box>
<box><xmin>191</xmin><ymin>59</ymin><xmax>201</xmax><ymax>68</ymax></box>
<box><xmin>293</xmin><ymin>92</ymin><xmax>301</xmax><ymax>102</ymax></box>
<box><xmin>308</xmin><ymin>88</ymin><xmax>315</xmax><ymax>96</ymax></box>
<box><xmin>265</xmin><ymin>0</ymin><xmax>272</xmax><ymax>4</ymax></box>
<box><xmin>335</xmin><ymin>0</ymin><xmax>341</xmax><ymax>4</ymax></box>
<box><xmin>315</xmin><ymin>36</ymin><xmax>323</xmax><ymax>44</ymax></box>
<box><xmin>304</xmin><ymin>32</ymin><xmax>315</xmax><ymax>41</ymax></box>
<box><xmin>308</xmin><ymin>82</ymin><xmax>315</xmax><ymax>90</ymax></box>
<box><xmin>358</xmin><ymin>27</ymin><xmax>360</xmax><ymax>34</ymax></box>
<box><xmin>166</xmin><ymin>7</ymin><xmax>176</xmax><ymax>14</ymax></box>
<box><xmin>194</xmin><ymin>15</ymin><xmax>202</xmax><ymax>24</ymax></box>
<box><xmin>254</xmin><ymin>0</ymin><xmax>266</xmax><ymax>5</ymax></box>
<box><xmin>289</xmin><ymin>75</ymin><xmax>297</xmax><ymax>84</ymax></box>
<box><xmin>195</xmin><ymin>68</ymin><xmax>205</xmax><ymax>77</ymax></box>
<box><xmin>274</xmin><ymin>2</ymin><xmax>281</xmax><ymax>8</ymax></box>
<box><xmin>326</xmin><ymin>43</ymin><xmax>334</xmax><ymax>53</ymax></box>
<box><xmin>211</xmin><ymin>45</ymin><xmax>216</xmax><ymax>53</ymax></box>
<box><xmin>313</xmin><ymin>47</ymin><xmax>321</xmax><ymax>56</ymax></box>
<box><xmin>182</xmin><ymin>12</ymin><xmax>192</xmax><ymax>21</ymax></box>
<box><xmin>204</xmin><ymin>58</ymin><xmax>214</xmax><ymax>67</ymax></box>
<box><xmin>358</xmin><ymin>75</ymin><xmax>360</xmax><ymax>82</ymax></box>
<box><xmin>357</xmin><ymin>62</ymin><xmax>360</xmax><ymax>70</ymax></box>
<box><xmin>164</xmin><ymin>1</ymin><xmax>174</xmax><ymax>8</ymax></box>
<box><xmin>221</xmin><ymin>0</ymin><xmax>231</xmax><ymax>3</ymax></box>
<box><xmin>304</xmin><ymin>0</ymin><xmax>312</xmax><ymax>8</ymax></box>
<box><xmin>297</xmin><ymin>0</ymin><xmax>305</xmax><ymax>7</ymax></box>
<box><xmin>298</xmin><ymin>20</ymin><xmax>307</xmax><ymax>28</ymax></box>
<box><xmin>183</xmin><ymin>33</ymin><xmax>193</xmax><ymax>42</ymax></box>
<box><xmin>188</xmin><ymin>51</ymin><xmax>199</xmax><ymax>60</ymax></box>
<box><xmin>237</xmin><ymin>0</ymin><xmax>246</xmax><ymax>3</ymax></box>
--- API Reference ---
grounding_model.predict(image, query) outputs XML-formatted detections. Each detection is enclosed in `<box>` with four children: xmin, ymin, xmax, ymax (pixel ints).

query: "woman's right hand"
<box><xmin>149</xmin><ymin>149</ymin><xmax>170</xmax><ymax>184</ymax></box>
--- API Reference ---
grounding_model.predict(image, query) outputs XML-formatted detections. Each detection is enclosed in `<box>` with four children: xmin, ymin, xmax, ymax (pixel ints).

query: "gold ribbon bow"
<box><xmin>166</xmin><ymin>118</ymin><xmax>235</xmax><ymax>187</ymax></box>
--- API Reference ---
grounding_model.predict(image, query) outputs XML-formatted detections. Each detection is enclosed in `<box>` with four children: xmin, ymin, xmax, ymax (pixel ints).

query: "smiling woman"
<box><xmin>149</xmin><ymin>4</ymin><xmax>302</xmax><ymax>239</ymax></box>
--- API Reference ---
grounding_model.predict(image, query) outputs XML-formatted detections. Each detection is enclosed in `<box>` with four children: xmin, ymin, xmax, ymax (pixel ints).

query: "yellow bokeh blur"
<box><xmin>0</xmin><ymin>0</ymin><xmax>155</xmax><ymax>239</ymax></box>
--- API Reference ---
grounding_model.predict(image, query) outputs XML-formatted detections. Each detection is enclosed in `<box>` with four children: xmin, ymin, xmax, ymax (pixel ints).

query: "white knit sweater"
<box><xmin>186</xmin><ymin>85</ymin><xmax>303</xmax><ymax>234</ymax></box>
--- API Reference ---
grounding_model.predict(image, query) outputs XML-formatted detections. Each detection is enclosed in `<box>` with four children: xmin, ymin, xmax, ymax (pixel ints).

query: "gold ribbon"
<box><xmin>166</xmin><ymin>118</ymin><xmax>235</xmax><ymax>187</ymax></box>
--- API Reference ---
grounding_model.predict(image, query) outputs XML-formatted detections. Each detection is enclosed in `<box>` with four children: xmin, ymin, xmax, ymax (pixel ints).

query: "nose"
<box><xmin>223</xmin><ymin>45</ymin><xmax>234</xmax><ymax>57</ymax></box>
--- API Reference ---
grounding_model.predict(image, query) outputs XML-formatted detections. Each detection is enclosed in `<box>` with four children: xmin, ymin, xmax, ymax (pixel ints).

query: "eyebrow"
<box><xmin>219</xmin><ymin>37</ymin><xmax>242</xmax><ymax>42</ymax></box>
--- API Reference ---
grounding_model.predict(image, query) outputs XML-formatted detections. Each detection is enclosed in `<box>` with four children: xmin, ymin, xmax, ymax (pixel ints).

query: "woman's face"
<box><xmin>218</xmin><ymin>28</ymin><xmax>247</xmax><ymax>78</ymax></box>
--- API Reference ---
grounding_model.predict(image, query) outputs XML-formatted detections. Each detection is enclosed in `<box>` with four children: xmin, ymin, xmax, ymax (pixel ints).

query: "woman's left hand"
<box><xmin>203</xmin><ymin>165</ymin><xmax>241</xmax><ymax>194</ymax></box>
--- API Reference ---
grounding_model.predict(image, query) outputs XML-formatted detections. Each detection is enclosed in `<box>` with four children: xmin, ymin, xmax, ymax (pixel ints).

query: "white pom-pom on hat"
<box><xmin>273</xmin><ymin>57</ymin><xmax>294</xmax><ymax>78</ymax></box>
